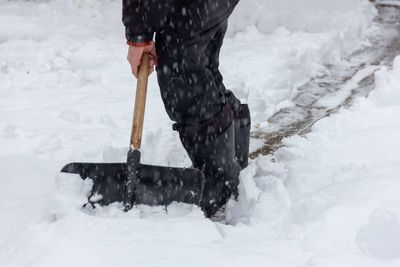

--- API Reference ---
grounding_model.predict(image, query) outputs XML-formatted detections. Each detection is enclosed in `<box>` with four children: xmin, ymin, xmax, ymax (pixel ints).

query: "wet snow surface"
<box><xmin>1</xmin><ymin>1</ymin><xmax>400</xmax><ymax>266</ymax></box>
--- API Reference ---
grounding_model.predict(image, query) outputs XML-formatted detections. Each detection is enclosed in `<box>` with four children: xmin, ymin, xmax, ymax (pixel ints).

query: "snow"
<box><xmin>356</xmin><ymin>208</ymin><xmax>400</xmax><ymax>259</ymax></box>
<box><xmin>376</xmin><ymin>0</ymin><xmax>400</xmax><ymax>7</ymax></box>
<box><xmin>226</xmin><ymin>0</ymin><xmax>377</xmax><ymax>122</ymax></box>
<box><xmin>229</xmin><ymin>0</ymin><xmax>375</xmax><ymax>35</ymax></box>
<box><xmin>226</xmin><ymin>57</ymin><xmax>400</xmax><ymax>265</ymax></box>
<box><xmin>1</xmin><ymin>0</ymin><xmax>400</xmax><ymax>266</ymax></box>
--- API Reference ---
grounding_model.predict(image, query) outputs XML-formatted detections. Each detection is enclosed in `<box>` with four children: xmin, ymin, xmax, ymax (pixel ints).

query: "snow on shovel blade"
<box><xmin>61</xmin><ymin>162</ymin><xmax>205</xmax><ymax>207</ymax></box>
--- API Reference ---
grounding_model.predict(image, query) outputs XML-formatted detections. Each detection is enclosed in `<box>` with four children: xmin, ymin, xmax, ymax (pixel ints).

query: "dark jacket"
<box><xmin>122</xmin><ymin>0</ymin><xmax>239</xmax><ymax>43</ymax></box>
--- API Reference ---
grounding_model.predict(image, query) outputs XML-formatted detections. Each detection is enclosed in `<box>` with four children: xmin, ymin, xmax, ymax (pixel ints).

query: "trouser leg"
<box><xmin>202</xmin><ymin>23</ymin><xmax>251</xmax><ymax>169</ymax></box>
<box><xmin>225</xmin><ymin>92</ymin><xmax>251</xmax><ymax>169</ymax></box>
<box><xmin>176</xmin><ymin>103</ymin><xmax>241</xmax><ymax>217</ymax></box>
<box><xmin>156</xmin><ymin>21</ymin><xmax>229</xmax><ymax>124</ymax></box>
<box><xmin>155</xmin><ymin>20</ymin><xmax>248</xmax><ymax>216</ymax></box>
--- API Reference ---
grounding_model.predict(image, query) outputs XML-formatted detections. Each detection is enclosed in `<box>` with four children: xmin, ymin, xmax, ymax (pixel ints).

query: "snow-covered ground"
<box><xmin>1</xmin><ymin>0</ymin><xmax>400</xmax><ymax>266</ymax></box>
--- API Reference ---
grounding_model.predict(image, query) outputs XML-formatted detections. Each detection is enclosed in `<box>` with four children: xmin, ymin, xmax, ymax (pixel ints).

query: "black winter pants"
<box><xmin>155</xmin><ymin>19</ymin><xmax>236</xmax><ymax>125</ymax></box>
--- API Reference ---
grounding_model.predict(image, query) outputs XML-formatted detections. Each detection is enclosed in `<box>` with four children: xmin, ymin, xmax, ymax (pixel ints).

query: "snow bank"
<box><xmin>356</xmin><ymin>208</ymin><xmax>400</xmax><ymax>259</ymax></box>
<box><xmin>226</xmin><ymin>56</ymin><xmax>400</xmax><ymax>264</ymax></box>
<box><xmin>0</xmin><ymin>15</ymin><xmax>46</xmax><ymax>42</ymax></box>
<box><xmin>229</xmin><ymin>0</ymin><xmax>375</xmax><ymax>35</ymax></box>
<box><xmin>225</xmin><ymin>0</ymin><xmax>377</xmax><ymax>123</ymax></box>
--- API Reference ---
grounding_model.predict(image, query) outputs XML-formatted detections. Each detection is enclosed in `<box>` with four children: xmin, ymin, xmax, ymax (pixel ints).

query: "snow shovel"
<box><xmin>61</xmin><ymin>53</ymin><xmax>205</xmax><ymax>210</ymax></box>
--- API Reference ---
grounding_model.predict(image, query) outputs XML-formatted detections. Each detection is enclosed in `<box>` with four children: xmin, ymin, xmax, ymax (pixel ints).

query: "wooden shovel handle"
<box><xmin>130</xmin><ymin>52</ymin><xmax>150</xmax><ymax>150</ymax></box>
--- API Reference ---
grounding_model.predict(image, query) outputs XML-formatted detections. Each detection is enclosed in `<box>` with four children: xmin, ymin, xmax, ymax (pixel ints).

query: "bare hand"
<box><xmin>127</xmin><ymin>41</ymin><xmax>157</xmax><ymax>78</ymax></box>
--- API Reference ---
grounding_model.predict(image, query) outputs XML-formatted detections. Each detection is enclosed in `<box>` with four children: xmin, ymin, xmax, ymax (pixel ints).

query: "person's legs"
<box><xmin>177</xmin><ymin>104</ymin><xmax>240</xmax><ymax>217</ymax></box>
<box><xmin>204</xmin><ymin>20</ymin><xmax>228</xmax><ymax>95</ymax></box>
<box><xmin>203</xmin><ymin>22</ymin><xmax>252</xmax><ymax>169</ymax></box>
<box><xmin>156</xmin><ymin>20</ymin><xmax>248</xmax><ymax>216</ymax></box>
<box><xmin>156</xmin><ymin>22</ymin><xmax>227</xmax><ymax>125</ymax></box>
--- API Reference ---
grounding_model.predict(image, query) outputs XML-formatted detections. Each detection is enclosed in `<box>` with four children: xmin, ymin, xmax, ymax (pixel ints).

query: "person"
<box><xmin>122</xmin><ymin>0</ymin><xmax>251</xmax><ymax>217</ymax></box>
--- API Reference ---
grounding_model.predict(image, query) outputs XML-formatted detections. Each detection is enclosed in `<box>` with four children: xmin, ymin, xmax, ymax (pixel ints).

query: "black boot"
<box><xmin>234</xmin><ymin>104</ymin><xmax>251</xmax><ymax>169</ymax></box>
<box><xmin>175</xmin><ymin>104</ymin><xmax>241</xmax><ymax>217</ymax></box>
<box><xmin>225</xmin><ymin>91</ymin><xmax>251</xmax><ymax>169</ymax></box>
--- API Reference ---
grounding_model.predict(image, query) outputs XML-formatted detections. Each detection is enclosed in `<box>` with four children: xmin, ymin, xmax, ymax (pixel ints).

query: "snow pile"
<box><xmin>356</xmin><ymin>208</ymin><xmax>400</xmax><ymax>259</ymax></box>
<box><xmin>230</xmin><ymin>0</ymin><xmax>375</xmax><ymax>35</ymax></box>
<box><xmin>0</xmin><ymin>15</ymin><xmax>46</xmax><ymax>42</ymax></box>
<box><xmin>376</xmin><ymin>0</ymin><xmax>400</xmax><ymax>7</ymax></box>
<box><xmin>226</xmin><ymin>56</ymin><xmax>400</xmax><ymax>264</ymax></box>
<box><xmin>225</xmin><ymin>0</ymin><xmax>378</xmax><ymax>122</ymax></box>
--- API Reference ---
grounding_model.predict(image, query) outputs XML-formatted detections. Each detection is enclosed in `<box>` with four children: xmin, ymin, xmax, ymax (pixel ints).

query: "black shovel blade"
<box><xmin>61</xmin><ymin>162</ymin><xmax>205</xmax><ymax>207</ymax></box>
